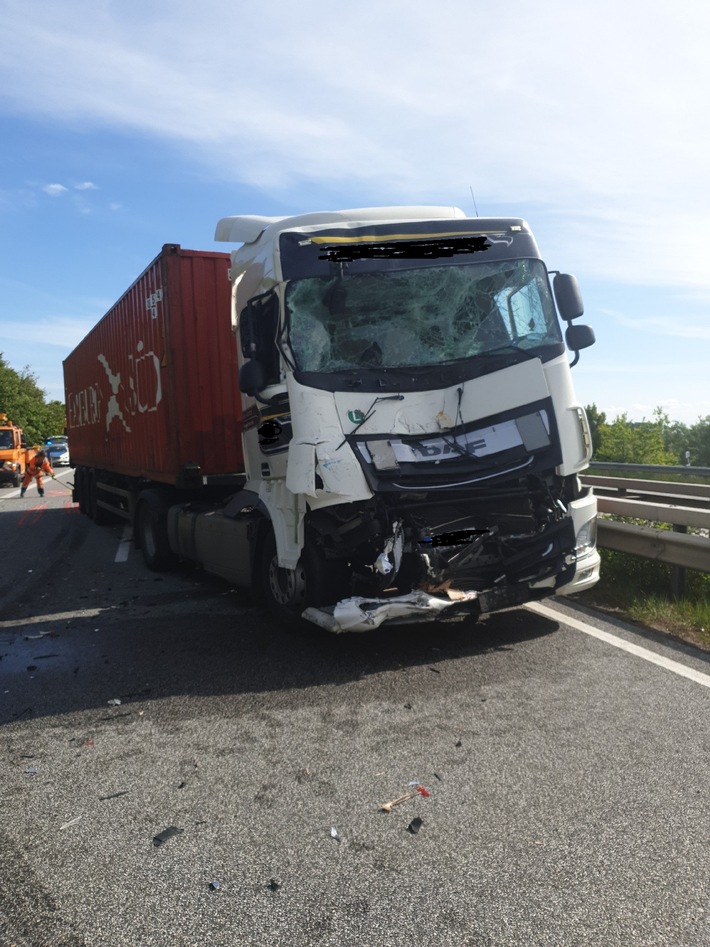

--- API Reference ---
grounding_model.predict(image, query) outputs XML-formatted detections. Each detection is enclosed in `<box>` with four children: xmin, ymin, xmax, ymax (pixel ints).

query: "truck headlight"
<box><xmin>575</xmin><ymin>518</ymin><xmax>597</xmax><ymax>554</ymax></box>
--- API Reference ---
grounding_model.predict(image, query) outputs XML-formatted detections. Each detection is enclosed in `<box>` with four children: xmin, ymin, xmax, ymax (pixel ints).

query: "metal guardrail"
<box><xmin>580</xmin><ymin>463</ymin><xmax>710</xmax><ymax>580</ymax></box>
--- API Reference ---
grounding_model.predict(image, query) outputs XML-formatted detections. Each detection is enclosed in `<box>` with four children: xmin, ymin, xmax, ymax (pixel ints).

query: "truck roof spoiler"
<box><xmin>214</xmin><ymin>206</ymin><xmax>467</xmax><ymax>245</ymax></box>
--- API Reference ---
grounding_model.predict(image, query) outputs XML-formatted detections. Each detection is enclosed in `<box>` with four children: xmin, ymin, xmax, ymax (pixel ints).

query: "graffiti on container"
<box><xmin>98</xmin><ymin>354</ymin><xmax>132</xmax><ymax>432</ymax></box>
<box><xmin>67</xmin><ymin>384</ymin><xmax>103</xmax><ymax>429</ymax></box>
<box><xmin>67</xmin><ymin>342</ymin><xmax>163</xmax><ymax>433</ymax></box>
<box><xmin>127</xmin><ymin>342</ymin><xmax>163</xmax><ymax>416</ymax></box>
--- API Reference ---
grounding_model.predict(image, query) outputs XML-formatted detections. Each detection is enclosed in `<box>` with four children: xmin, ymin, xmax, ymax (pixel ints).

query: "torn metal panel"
<box><xmin>373</xmin><ymin>520</ymin><xmax>403</xmax><ymax>576</ymax></box>
<box><xmin>286</xmin><ymin>376</ymin><xmax>373</xmax><ymax>507</ymax></box>
<box><xmin>286</xmin><ymin>441</ymin><xmax>317</xmax><ymax>497</ymax></box>
<box><xmin>258</xmin><ymin>479</ymin><xmax>306</xmax><ymax>569</ymax></box>
<box><xmin>302</xmin><ymin>589</ymin><xmax>478</xmax><ymax>633</ymax></box>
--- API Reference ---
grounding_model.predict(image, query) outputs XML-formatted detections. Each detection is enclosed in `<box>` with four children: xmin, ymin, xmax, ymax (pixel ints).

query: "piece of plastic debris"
<box><xmin>408</xmin><ymin>817</ymin><xmax>424</xmax><ymax>835</ymax></box>
<box><xmin>60</xmin><ymin>816</ymin><xmax>82</xmax><ymax>830</ymax></box>
<box><xmin>24</xmin><ymin>767</ymin><xmax>38</xmax><ymax>775</ymax></box>
<box><xmin>330</xmin><ymin>827</ymin><xmax>342</xmax><ymax>843</ymax></box>
<box><xmin>380</xmin><ymin>785</ymin><xmax>430</xmax><ymax>812</ymax></box>
<box><xmin>107</xmin><ymin>698</ymin><xmax>121</xmax><ymax>706</ymax></box>
<box><xmin>153</xmin><ymin>826</ymin><xmax>184</xmax><ymax>847</ymax></box>
<box><xmin>268</xmin><ymin>878</ymin><xmax>281</xmax><ymax>891</ymax></box>
<box><xmin>208</xmin><ymin>880</ymin><xmax>221</xmax><ymax>891</ymax></box>
<box><xmin>99</xmin><ymin>790</ymin><xmax>130</xmax><ymax>801</ymax></box>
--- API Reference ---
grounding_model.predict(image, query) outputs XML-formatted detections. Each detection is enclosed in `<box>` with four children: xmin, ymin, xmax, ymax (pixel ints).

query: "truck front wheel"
<box><xmin>260</xmin><ymin>529</ymin><xmax>348</xmax><ymax>622</ymax></box>
<box><xmin>136</xmin><ymin>491</ymin><xmax>178</xmax><ymax>571</ymax></box>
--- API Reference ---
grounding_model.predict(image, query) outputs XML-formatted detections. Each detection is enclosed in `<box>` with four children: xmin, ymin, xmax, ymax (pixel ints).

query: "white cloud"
<box><xmin>1</xmin><ymin>0</ymin><xmax>709</xmax><ymax>427</ymax></box>
<box><xmin>0</xmin><ymin>315</ymin><xmax>96</xmax><ymax>349</ymax></box>
<box><xmin>42</xmin><ymin>183</ymin><xmax>68</xmax><ymax>197</ymax></box>
<box><xmin>0</xmin><ymin>0</ymin><xmax>705</xmax><ymax>298</ymax></box>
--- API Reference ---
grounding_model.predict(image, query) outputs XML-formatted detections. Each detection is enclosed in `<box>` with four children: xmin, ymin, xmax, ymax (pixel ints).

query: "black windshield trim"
<box><xmin>292</xmin><ymin>343</ymin><xmax>565</xmax><ymax>393</ymax></box>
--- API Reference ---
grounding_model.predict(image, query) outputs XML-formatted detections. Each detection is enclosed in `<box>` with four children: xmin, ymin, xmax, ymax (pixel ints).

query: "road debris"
<box><xmin>408</xmin><ymin>817</ymin><xmax>424</xmax><ymax>835</ymax></box>
<box><xmin>208</xmin><ymin>879</ymin><xmax>222</xmax><ymax>891</ymax></box>
<box><xmin>153</xmin><ymin>826</ymin><xmax>184</xmax><ymax>847</ymax></box>
<box><xmin>268</xmin><ymin>878</ymin><xmax>282</xmax><ymax>891</ymax></box>
<box><xmin>99</xmin><ymin>790</ymin><xmax>130</xmax><ymax>801</ymax></box>
<box><xmin>330</xmin><ymin>827</ymin><xmax>342</xmax><ymax>843</ymax></box>
<box><xmin>60</xmin><ymin>816</ymin><xmax>82</xmax><ymax>831</ymax></box>
<box><xmin>107</xmin><ymin>698</ymin><xmax>122</xmax><ymax>706</ymax></box>
<box><xmin>380</xmin><ymin>785</ymin><xmax>430</xmax><ymax>812</ymax></box>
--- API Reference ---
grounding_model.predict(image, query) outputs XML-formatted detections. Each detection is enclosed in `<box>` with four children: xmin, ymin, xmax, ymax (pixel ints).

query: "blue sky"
<box><xmin>1</xmin><ymin>0</ymin><xmax>708</xmax><ymax>425</ymax></box>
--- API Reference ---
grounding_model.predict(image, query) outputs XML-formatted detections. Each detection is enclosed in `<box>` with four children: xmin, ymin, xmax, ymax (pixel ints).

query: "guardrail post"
<box><xmin>671</xmin><ymin>525</ymin><xmax>688</xmax><ymax>600</ymax></box>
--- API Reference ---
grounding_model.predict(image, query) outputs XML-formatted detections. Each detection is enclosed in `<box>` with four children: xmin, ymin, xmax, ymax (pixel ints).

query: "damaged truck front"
<box><xmin>211</xmin><ymin>207</ymin><xmax>600</xmax><ymax>631</ymax></box>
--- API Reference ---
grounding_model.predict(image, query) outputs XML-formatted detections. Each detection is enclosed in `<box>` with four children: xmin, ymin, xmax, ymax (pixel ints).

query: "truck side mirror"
<box><xmin>240</xmin><ymin>360</ymin><xmax>266</xmax><ymax>397</ymax></box>
<box><xmin>553</xmin><ymin>273</ymin><xmax>585</xmax><ymax>321</ymax></box>
<box><xmin>565</xmin><ymin>323</ymin><xmax>596</xmax><ymax>367</ymax></box>
<box><xmin>565</xmin><ymin>323</ymin><xmax>595</xmax><ymax>351</ymax></box>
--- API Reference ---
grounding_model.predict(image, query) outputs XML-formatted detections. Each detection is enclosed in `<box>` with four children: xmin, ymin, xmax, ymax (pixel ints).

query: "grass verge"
<box><xmin>574</xmin><ymin>549</ymin><xmax>710</xmax><ymax>652</ymax></box>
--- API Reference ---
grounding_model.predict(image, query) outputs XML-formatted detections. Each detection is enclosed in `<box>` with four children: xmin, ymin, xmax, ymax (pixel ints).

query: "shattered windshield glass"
<box><xmin>286</xmin><ymin>258</ymin><xmax>562</xmax><ymax>372</ymax></box>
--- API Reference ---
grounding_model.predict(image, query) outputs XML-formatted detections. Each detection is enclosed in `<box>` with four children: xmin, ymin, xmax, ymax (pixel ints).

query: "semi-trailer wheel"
<box><xmin>88</xmin><ymin>469</ymin><xmax>114</xmax><ymax>525</ymax></box>
<box><xmin>76</xmin><ymin>467</ymin><xmax>88</xmax><ymax>514</ymax></box>
<box><xmin>136</xmin><ymin>490</ymin><xmax>178</xmax><ymax>571</ymax></box>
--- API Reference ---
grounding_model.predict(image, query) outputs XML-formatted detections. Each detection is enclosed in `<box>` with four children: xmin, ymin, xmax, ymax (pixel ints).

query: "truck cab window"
<box><xmin>285</xmin><ymin>258</ymin><xmax>561</xmax><ymax>373</ymax></box>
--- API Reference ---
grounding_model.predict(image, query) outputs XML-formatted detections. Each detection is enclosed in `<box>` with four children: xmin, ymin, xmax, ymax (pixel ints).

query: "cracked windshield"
<box><xmin>286</xmin><ymin>258</ymin><xmax>561</xmax><ymax>372</ymax></box>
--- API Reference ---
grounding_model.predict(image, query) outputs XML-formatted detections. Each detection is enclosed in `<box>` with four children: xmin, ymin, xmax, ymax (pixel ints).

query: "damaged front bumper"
<box><xmin>302</xmin><ymin>589</ymin><xmax>478</xmax><ymax>633</ymax></box>
<box><xmin>302</xmin><ymin>581</ymin><xmax>550</xmax><ymax>633</ymax></box>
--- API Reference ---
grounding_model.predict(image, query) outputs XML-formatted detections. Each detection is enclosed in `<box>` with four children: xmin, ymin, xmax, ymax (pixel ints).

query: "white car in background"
<box><xmin>44</xmin><ymin>435</ymin><xmax>70</xmax><ymax>466</ymax></box>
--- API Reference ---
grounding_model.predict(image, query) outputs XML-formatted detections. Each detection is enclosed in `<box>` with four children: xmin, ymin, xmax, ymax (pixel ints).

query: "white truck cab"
<box><xmin>214</xmin><ymin>207</ymin><xmax>600</xmax><ymax>631</ymax></box>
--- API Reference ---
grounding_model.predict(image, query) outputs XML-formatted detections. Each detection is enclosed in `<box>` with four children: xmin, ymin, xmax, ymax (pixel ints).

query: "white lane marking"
<box><xmin>527</xmin><ymin>601</ymin><xmax>710</xmax><ymax>690</ymax></box>
<box><xmin>115</xmin><ymin>525</ymin><xmax>132</xmax><ymax>563</ymax></box>
<box><xmin>0</xmin><ymin>607</ymin><xmax>105</xmax><ymax>629</ymax></box>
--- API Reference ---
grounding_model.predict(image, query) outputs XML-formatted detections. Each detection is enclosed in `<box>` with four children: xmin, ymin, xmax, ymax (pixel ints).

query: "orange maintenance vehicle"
<box><xmin>0</xmin><ymin>413</ymin><xmax>29</xmax><ymax>488</ymax></box>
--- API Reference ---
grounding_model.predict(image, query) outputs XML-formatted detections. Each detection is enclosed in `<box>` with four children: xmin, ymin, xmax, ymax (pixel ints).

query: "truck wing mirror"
<box><xmin>240</xmin><ymin>359</ymin><xmax>266</xmax><ymax>396</ymax></box>
<box><xmin>553</xmin><ymin>273</ymin><xmax>585</xmax><ymax>321</ymax></box>
<box><xmin>565</xmin><ymin>323</ymin><xmax>595</xmax><ymax>367</ymax></box>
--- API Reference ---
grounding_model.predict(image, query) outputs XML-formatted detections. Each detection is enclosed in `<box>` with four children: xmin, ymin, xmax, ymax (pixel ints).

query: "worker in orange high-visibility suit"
<box><xmin>20</xmin><ymin>450</ymin><xmax>54</xmax><ymax>498</ymax></box>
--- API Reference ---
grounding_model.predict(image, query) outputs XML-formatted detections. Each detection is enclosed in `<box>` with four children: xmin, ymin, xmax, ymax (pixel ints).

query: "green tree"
<box><xmin>585</xmin><ymin>403</ymin><xmax>606</xmax><ymax>455</ymax></box>
<box><xmin>0</xmin><ymin>353</ymin><xmax>66</xmax><ymax>445</ymax></box>
<box><xmin>595</xmin><ymin>409</ymin><xmax>676</xmax><ymax>465</ymax></box>
<box><xmin>685</xmin><ymin>416</ymin><xmax>710</xmax><ymax>467</ymax></box>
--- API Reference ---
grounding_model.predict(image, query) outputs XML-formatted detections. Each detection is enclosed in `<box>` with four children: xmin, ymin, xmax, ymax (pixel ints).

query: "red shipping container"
<box><xmin>63</xmin><ymin>245</ymin><xmax>245</xmax><ymax>485</ymax></box>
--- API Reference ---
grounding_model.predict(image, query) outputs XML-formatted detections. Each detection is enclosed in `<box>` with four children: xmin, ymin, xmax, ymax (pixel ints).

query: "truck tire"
<box><xmin>76</xmin><ymin>467</ymin><xmax>88</xmax><ymax>514</ymax></box>
<box><xmin>136</xmin><ymin>490</ymin><xmax>178</xmax><ymax>571</ymax></box>
<box><xmin>12</xmin><ymin>469</ymin><xmax>20</xmax><ymax>488</ymax></box>
<box><xmin>88</xmin><ymin>470</ymin><xmax>114</xmax><ymax>525</ymax></box>
<box><xmin>260</xmin><ymin>528</ymin><xmax>348</xmax><ymax>623</ymax></box>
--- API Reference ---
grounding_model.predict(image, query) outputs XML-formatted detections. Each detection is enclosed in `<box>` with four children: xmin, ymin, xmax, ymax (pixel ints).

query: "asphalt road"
<box><xmin>1</xmin><ymin>471</ymin><xmax>709</xmax><ymax>947</ymax></box>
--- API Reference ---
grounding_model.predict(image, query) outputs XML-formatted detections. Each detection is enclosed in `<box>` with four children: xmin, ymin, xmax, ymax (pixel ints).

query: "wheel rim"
<box><xmin>267</xmin><ymin>555</ymin><xmax>306</xmax><ymax>609</ymax></box>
